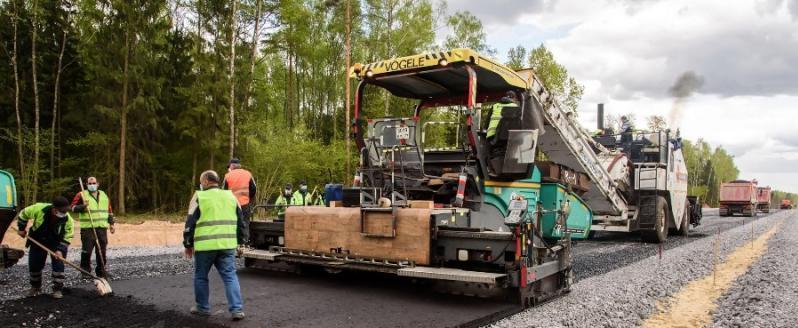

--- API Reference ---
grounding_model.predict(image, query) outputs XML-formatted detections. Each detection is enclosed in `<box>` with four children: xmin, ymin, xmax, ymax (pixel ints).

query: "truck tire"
<box><xmin>680</xmin><ymin>203</ymin><xmax>690</xmax><ymax>237</ymax></box>
<box><xmin>642</xmin><ymin>196</ymin><xmax>669</xmax><ymax>243</ymax></box>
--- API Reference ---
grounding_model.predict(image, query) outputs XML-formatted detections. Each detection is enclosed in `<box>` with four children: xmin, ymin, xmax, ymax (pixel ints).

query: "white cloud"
<box><xmin>454</xmin><ymin>0</ymin><xmax>798</xmax><ymax>192</ymax></box>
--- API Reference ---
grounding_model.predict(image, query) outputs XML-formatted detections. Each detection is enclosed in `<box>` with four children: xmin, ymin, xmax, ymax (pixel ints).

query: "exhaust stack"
<box><xmin>597</xmin><ymin>103</ymin><xmax>605</xmax><ymax>131</ymax></box>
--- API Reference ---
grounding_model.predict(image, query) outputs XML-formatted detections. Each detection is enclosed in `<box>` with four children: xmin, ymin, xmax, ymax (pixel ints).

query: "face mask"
<box><xmin>55</xmin><ymin>211</ymin><xmax>67</xmax><ymax>218</ymax></box>
<box><xmin>88</xmin><ymin>184</ymin><xmax>98</xmax><ymax>192</ymax></box>
<box><xmin>300</xmin><ymin>186</ymin><xmax>307</xmax><ymax>192</ymax></box>
<box><xmin>199</xmin><ymin>184</ymin><xmax>204</xmax><ymax>191</ymax></box>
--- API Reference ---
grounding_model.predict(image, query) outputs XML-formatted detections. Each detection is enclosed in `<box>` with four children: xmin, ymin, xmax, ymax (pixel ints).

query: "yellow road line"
<box><xmin>643</xmin><ymin>220</ymin><xmax>782</xmax><ymax>328</ymax></box>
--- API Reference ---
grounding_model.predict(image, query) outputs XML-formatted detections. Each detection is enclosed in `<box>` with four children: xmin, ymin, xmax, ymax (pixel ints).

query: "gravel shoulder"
<box><xmin>572</xmin><ymin>212</ymin><xmax>765</xmax><ymax>282</ymax></box>
<box><xmin>712</xmin><ymin>210</ymin><xmax>798</xmax><ymax>328</ymax></box>
<box><xmin>491</xmin><ymin>211</ymin><xmax>791</xmax><ymax>328</ymax></box>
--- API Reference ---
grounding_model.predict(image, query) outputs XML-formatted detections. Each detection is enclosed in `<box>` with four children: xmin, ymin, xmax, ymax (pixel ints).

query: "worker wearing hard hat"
<box><xmin>274</xmin><ymin>183</ymin><xmax>293</xmax><ymax>220</ymax></box>
<box><xmin>290</xmin><ymin>180</ymin><xmax>311</xmax><ymax>206</ymax></box>
<box><xmin>71</xmin><ymin>176</ymin><xmax>115</xmax><ymax>278</ymax></box>
<box><xmin>184</xmin><ymin>170</ymin><xmax>246</xmax><ymax>321</ymax></box>
<box><xmin>223</xmin><ymin>157</ymin><xmax>256</xmax><ymax>244</ymax></box>
<box><xmin>16</xmin><ymin>196</ymin><xmax>74</xmax><ymax>299</ymax></box>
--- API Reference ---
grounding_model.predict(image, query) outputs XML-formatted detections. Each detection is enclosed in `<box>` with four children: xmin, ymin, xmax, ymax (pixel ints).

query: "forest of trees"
<box><xmin>1</xmin><ymin>0</ymin><xmax>792</xmax><ymax>215</ymax></box>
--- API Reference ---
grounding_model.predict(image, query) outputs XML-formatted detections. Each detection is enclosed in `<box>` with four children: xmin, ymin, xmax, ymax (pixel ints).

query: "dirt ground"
<box><xmin>2</xmin><ymin>220</ymin><xmax>185</xmax><ymax>249</ymax></box>
<box><xmin>0</xmin><ymin>287</ymin><xmax>227</xmax><ymax>328</ymax></box>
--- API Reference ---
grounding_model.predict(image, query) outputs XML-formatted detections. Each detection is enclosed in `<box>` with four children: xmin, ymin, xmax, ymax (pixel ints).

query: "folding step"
<box><xmin>397</xmin><ymin>267</ymin><xmax>506</xmax><ymax>284</ymax></box>
<box><xmin>241</xmin><ymin>248</ymin><xmax>282</xmax><ymax>261</ymax></box>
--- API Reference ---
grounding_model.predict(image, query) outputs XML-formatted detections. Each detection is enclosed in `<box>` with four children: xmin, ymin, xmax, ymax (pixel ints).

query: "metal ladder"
<box><xmin>635</xmin><ymin>164</ymin><xmax>660</xmax><ymax>229</ymax></box>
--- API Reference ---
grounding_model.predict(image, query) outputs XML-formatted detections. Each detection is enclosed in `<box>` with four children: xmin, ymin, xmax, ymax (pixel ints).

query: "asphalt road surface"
<box><xmin>111</xmin><ymin>268</ymin><xmax>518</xmax><ymax>328</ymax></box>
<box><xmin>0</xmin><ymin>209</ymin><xmax>780</xmax><ymax>328</ymax></box>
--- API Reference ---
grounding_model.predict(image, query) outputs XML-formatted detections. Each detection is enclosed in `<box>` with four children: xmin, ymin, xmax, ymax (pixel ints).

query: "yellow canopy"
<box><xmin>351</xmin><ymin>48</ymin><xmax>530</xmax><ymax>100</ymax></box>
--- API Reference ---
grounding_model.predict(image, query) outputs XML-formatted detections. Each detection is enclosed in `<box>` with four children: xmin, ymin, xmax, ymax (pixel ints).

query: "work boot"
<box><xmin>190</xmin><ymin>306</ymin><xmax>210</xmax><ymax>317</ymax></box>
<box><xmin>51</xmin><ymin>290</ymin><xmax>63</xmax><ymax>299</ymax></box>
<box><xmin>231</xmin><ymin>311</ymin><xmax>246</xmax><ymax>321</ymax></box>
<box><xmin>26</xmin><ymin>287</ymin><xmax>41</xmax><ymax>297</ymax></box>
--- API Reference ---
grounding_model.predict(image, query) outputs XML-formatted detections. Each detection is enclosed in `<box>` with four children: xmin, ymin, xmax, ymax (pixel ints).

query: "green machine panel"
<box><xmin>539</xmin><ymin>183</ymin><xmax>592</xmax><ymax>239</ymax></box>
<box><xmin>0</xmin><ymin>170</ymin><xmax>16</xmax><ymax>209</ymax></box>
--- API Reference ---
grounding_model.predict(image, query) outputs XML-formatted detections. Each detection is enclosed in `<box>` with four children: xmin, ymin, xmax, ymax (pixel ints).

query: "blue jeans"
<box><xmin>193</xmin><ymin>249</ymin><xmax>243</xmax><ymax>313</ymax></box>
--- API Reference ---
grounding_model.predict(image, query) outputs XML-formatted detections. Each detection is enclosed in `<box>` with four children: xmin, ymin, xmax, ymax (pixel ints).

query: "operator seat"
<box><xmin>488</xmin><ymin>104</ymin><xmax>521</xmax><ymax>177</ymax></box>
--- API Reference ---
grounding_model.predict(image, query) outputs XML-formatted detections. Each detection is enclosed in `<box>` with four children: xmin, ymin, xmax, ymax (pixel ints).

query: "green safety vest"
<box><xmin>487</xmin><ymin>102</ymin><xmax>518</xmax><ymax>139</ymax></box>
<box><xmin>79</xmin><ymin>190</ymin><xmax>110</xmax><ymax>228</ymax></box>
<box><xmin>275</xmin><ymin>194</ymin><xmax>289</xmax><ymax>219</ymax></box>
<box><xmin>290</xmin><ymin>191</ymin><xmax>309</xmax><ymax>206</ymax></box>
<box><xmin>19</xmin><ymin>203</ymin><xmax>74</xmax><ymax>245</ymax></box>
<box><xmin>194</xmin><ymin>188</ymin><xmax>239</xmax><ymax>251</ymax></box>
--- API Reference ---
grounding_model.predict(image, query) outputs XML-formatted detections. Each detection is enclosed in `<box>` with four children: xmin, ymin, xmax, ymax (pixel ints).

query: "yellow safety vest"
<box><xmin>79</xmin><ymin>190</ymin><xmax>110</xmax><ymax>228</ymax></box>
<box><xmin>194</xmin><ymin>189</ymin><xmax>239</xmax><ymax>251</ymax></box>
<box><xmin>487</xmin><ymin>102</ymin><xmax>518</xmax><ymax>138</ymax></box>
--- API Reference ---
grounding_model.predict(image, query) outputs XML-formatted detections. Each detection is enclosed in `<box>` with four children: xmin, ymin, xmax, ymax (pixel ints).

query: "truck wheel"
<box><xmin>642</xmin><ymin>196</ymin><xmax>669</xmax><ymax>243</ymax></box>
<box><xmin>680</xmin><ymin>203</ymin><xmax>690</xmax><ymax>237</ymax></box>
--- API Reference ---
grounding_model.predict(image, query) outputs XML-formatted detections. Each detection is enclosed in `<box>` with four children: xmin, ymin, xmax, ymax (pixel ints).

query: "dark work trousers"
<box><xmin>29</xmin><ymin>244</ymin><xmax>67</xmax><ymax>290</ymax></box>
<box><xmin>241</xmin><ymin>204</ymin><xmax>252</xmax><ymax>245</ymax></box>
<box><xmin>80</xmin><ymin>228</ymin><xmax>108</xmax><ymax>276</ymax></box>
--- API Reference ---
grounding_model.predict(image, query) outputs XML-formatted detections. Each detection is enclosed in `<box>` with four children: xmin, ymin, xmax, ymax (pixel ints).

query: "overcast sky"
<box><xmin>446</xmin><ymin>0</ymin><xmax>798</xmax><ymax>193</ymax></box>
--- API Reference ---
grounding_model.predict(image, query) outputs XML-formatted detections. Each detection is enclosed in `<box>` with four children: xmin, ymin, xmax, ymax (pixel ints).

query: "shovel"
<box><xmin>12</xmin><ymin>223</ymin><xmax>113</xmax><ymax>296</ymax></box>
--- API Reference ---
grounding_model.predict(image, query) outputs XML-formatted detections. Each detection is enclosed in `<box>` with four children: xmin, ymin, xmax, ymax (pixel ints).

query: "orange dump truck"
<box><xmin>756</xmin><ymin>187</ymin><xmax>772</xmax><ymax>213</ymax></box>
<box><xmin>782</xmin><ymin>199</ymin><xmax>794</xmax><ymax>210</ymax></box>
<box><xmin>719</xmin><ymin>180</ymin><xmax>758</xmax><ymax>217</ymax></box>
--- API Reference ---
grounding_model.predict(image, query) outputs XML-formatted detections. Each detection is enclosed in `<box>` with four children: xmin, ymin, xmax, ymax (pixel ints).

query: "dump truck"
<box><xmin>245</xmin><ymin>49</ymin><xmax>583</xmax><ymax>307</ymax></box>
<box><xmin>782</xmin><ymin>199</ymin><xmax>793</xmax><ymax>210</ymax></box>
<box><xmin>1</xmin><ymin>170</ymin><xmax>24</xmax><ymax>269</ymax></box>
<box><xmin>756</xmin><ymin>186</ymin><xmax>771</xmax><ymax>213</ymax></box>
<box><xmin>719</xmin><ymin>180</ymin><xmax>758</xmax><ymax>216</ymax></box>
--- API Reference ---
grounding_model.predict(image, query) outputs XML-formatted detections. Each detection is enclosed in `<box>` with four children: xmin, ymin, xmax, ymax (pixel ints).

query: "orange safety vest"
<box><xmin>224</xmin><ymin>168</ymin><xmax>253</xmax><ymax>205</ymax></box>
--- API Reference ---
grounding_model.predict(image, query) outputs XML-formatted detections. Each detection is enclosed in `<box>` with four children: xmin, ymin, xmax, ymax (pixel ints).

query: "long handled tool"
<box><xmin>10</xmin><ymin>223</ymin><xmax>112</xmax><ymax>296</ymax></box>
<box><xmin>78</xmin><ymin>177</ymin><xmax>107</xmax><ymax>275</ymax></box>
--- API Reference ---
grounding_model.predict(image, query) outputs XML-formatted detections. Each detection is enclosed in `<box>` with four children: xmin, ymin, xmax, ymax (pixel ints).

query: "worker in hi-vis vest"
<box><xmin>184</xmin><ymin>170</ymin><xmax>246</xmax><ymax>321</ymax></box>
<box><xmin>290</xmin><ymin>180</ymin><xmax>311</xmax><ymax>206</ymax></box>
<box><xmin>223</xmin><ymin>157</ymin><xmax>256</xmax><ymax>244</ymax></box>
<box><xmin>274</xmin><ymin>183</ymin><xmax>293</xmax><ymax>220</ymax></box>
<box><xmin>17</xmin><ymin>196</ymin><xmax>74</xmax><ymax>299</ymax></box>
<box><xmin>71</xmin><ymin>176</ymin><xmax>114</xmax><ymax>278</ymax></box>
<box><xmin>486</xmin><ymin>91</ymin><xmax>519</xmax><ymax>144</ymax></box>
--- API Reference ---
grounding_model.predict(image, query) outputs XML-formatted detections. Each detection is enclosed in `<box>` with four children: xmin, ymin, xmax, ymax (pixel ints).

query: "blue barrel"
<box><xmin>324</xmin><ymin>183</ymin><xmax>343</xmax><ymax>205</ymax></box>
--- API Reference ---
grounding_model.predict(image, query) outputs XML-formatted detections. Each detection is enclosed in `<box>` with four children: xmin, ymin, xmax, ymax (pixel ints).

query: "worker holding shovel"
<box><xmin>71</xmin><ymin>176</ymin><xmax>115</xmax><ymax>278</ymax></box>
<box><xmin>16</xmin><ymin>196</ymin><xmax>74</xmax><ymax>299</ymax></box>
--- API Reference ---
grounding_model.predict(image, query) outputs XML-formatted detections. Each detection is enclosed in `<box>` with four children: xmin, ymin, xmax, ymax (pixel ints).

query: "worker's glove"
<box><xmin>73</xmin><ymin>204</ymin><xmax>87</xmax><ymax>212</ymax></box>
<box><xmin>236</xmin><ymin>245</ymin><xmax>245</xmax><ymax>257</ymax></box>
<box><xmin>109</xmin><ymin>225</ymin><xmax>115</xmax><ymax>234</ymax></box>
